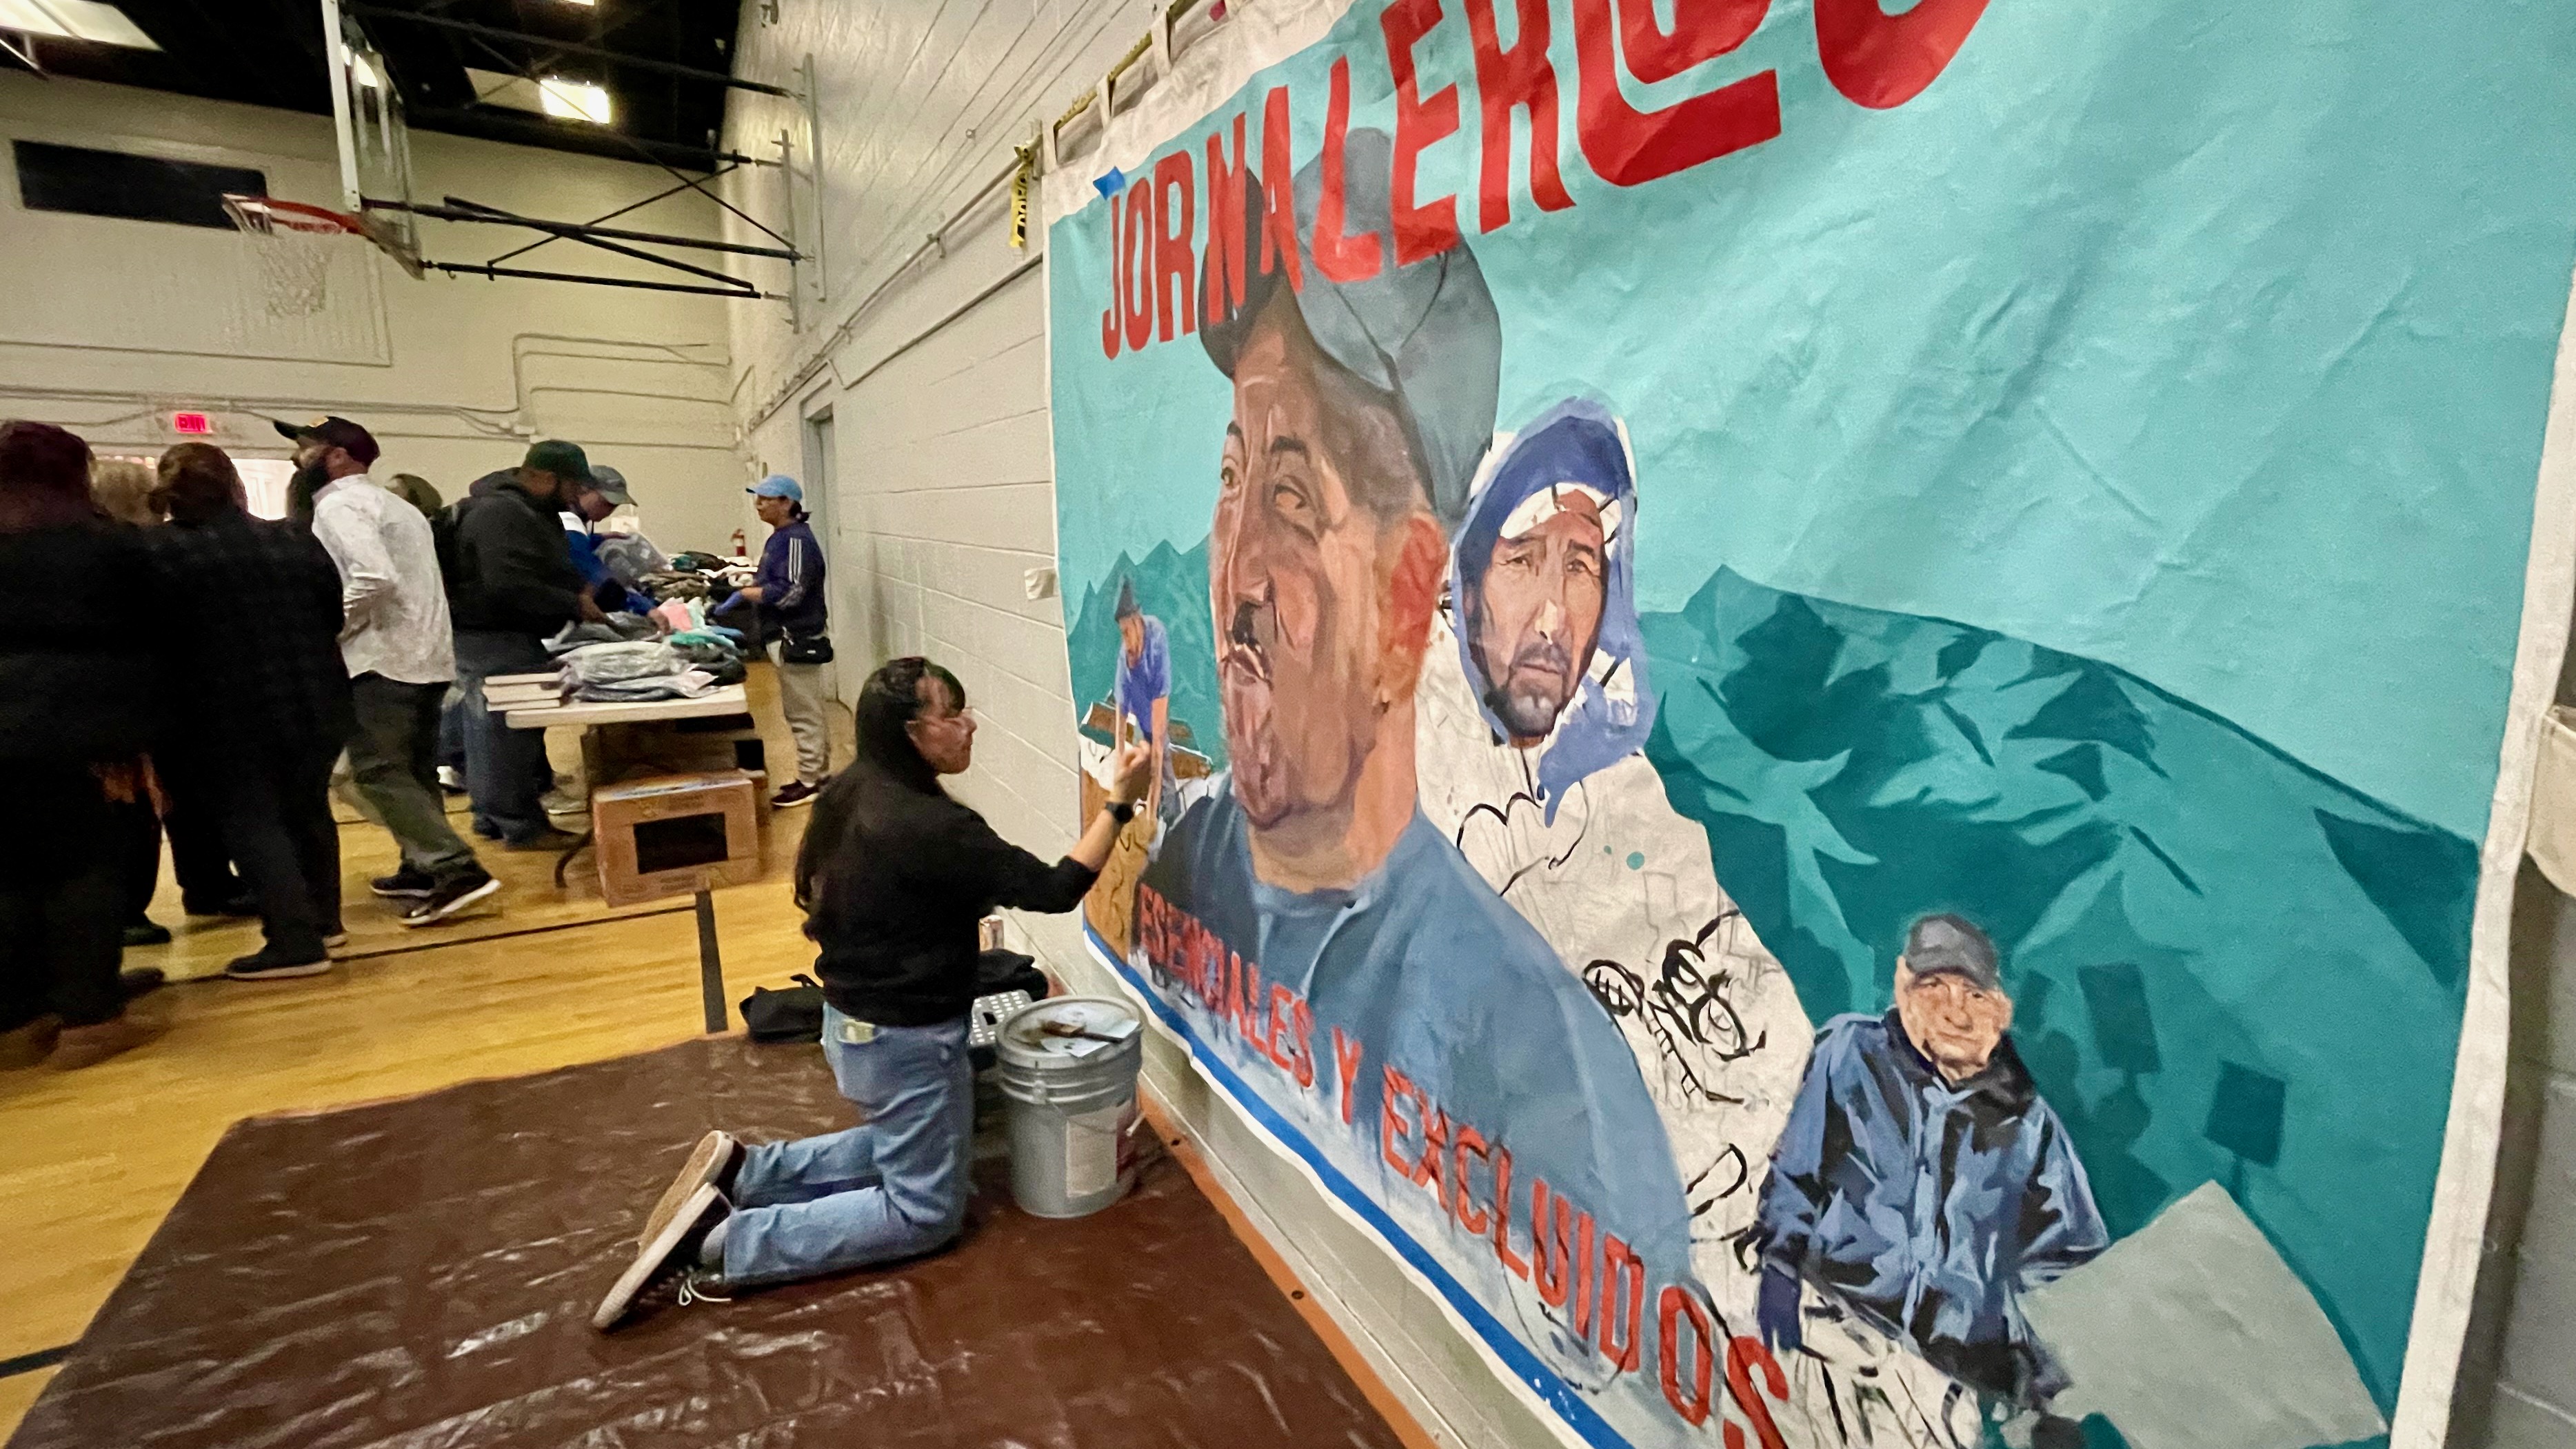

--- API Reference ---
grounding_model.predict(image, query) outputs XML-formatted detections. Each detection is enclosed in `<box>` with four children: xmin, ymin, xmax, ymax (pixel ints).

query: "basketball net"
<box><xmin>223</xmin><ymin>195</ymin><xmax>364</xmax><ymax>319</ymax></box>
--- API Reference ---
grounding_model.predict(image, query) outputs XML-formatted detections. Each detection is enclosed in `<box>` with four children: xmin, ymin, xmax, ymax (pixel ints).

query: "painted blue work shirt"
<box><xmin>1754</xmin><ymin>1010</ymin><xmax>2109</xmax><ymax>1406</ymax></box>
<box><xmin>1142</xmin><ymin>786</ymin><xmax>1697</xmax><ymax>1391</ymax></box>
<box><xmin>1114</xmin><ymin>615</ymin><xmax>1169</xmax><ymax>743</ymax></box>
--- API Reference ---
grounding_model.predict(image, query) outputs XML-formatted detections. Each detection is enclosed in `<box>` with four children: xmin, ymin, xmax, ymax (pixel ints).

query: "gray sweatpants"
<box><xmin>771</xmin><ymin>647</ymin><xmax>832</xmax><ymax>786</ymax></box>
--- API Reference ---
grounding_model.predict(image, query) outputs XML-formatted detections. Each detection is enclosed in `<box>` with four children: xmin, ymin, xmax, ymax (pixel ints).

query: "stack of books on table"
<box><xmin>483</xmin><ymin>671</ymin><xmax>566</xmax><ymax>714</ymax></box>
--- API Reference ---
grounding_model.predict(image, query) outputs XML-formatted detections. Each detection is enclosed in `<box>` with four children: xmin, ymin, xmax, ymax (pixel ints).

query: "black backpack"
<box><xmin>429</xmin><ymin>496</ymin><xmax>471</xmax><ymax>596</ymax></box>
<box><xmin>740</xmin><ymin>974</ymin><xmax>827</xmax><ymax>1043</ymax></box>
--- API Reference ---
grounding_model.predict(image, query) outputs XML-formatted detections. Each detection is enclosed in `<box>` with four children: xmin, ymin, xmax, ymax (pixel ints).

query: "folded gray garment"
<box><xmin>559</xmin><ymin>640</ymin><xmax>685</xmax><ymax>686</ymax></box>
<box><xmin>545</xmin><ymin>615</ymin><xmax>659</xmax><ymax>654</ymax></box>
<box><xmin>594</xmin><ymin>534</ymin><xmax>670</xmax><ymax>587</ymax></box>
<box><xmin>575</xmin><ymin>669</ymin><xmax>717</xmax><ymax>702</ymax></box>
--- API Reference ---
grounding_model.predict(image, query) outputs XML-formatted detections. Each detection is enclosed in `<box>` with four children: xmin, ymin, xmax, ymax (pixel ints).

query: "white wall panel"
<box><xmin>0</xmin><ymin>73</ymin><xmax>749</xmax><ymax>552</ymax></box>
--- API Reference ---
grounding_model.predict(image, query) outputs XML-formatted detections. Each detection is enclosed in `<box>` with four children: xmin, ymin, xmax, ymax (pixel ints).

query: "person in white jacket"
<box><xmin>286</xmin><ymin>417</ymin><xmax>499</xmax><ymax>926</ymax></box>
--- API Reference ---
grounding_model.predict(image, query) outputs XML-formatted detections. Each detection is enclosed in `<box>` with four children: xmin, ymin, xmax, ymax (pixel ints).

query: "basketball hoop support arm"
<box><xmin>321</xmin><ymin>0</ymin><xmax>809</xmax><ymax>301</ymax></box>
<box><xmin>319</xmin><ymin>0</ymin><xmax>363</xmax><ymax>214</ymax></box>
<box><xmin>374</xmin><ymin>199</ymin><xmax>800</xmax><ymax>263</ymax></box>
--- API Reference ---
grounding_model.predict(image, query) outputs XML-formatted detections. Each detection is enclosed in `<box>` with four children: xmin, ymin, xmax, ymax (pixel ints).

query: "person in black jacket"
<box><xmin>145</xmin><ymin>443</ymin><xmax>356</xmax><ymax>982</ymax></box>
<box><xmin>593</xmin><ymin>656</ymin><xmax>1152</xmax><ymax>1328</ymax></box>
<box><xmin>444</xmin><ymin>440</ymin><xmax>603</xmax><ymax>848</ymax></box>
<box><xmin>0</xmin><ymin>422</ymin><xmax>164</xmax><ymax>1069</ymax></box>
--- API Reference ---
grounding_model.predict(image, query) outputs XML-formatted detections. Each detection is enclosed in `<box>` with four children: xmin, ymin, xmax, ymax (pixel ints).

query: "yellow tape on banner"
<box><xmin>1009</xmin><ymin>145</ymin><xmax>1036</xmax><ymax>250</ymax></box>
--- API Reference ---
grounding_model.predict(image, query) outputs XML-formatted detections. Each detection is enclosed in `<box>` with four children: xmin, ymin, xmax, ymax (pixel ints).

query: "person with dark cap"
<box><xmin>740</xmin><ymin>474</ymin><xmax>831</xmax><ymax>808</ymax></box>
<box><xmin>1753</xmin><ymin>912</ymin><xmax>2107</xmax><ymax>1429</ymax></box>
<box><xmin>1136</xmin><ymin>128</ymin><xmax>1697</xmax><ymax>1394</ymax></box>
<box><xmin>143</xmin><ymin>443</ymin><xmax>355</xmax><ymax>981</ymax></box>
<box><xmin>565</xmin><ymin>464</ymin><xmax>654</xmax><ymax>616</ymax></box>
<box><xmin>0</xmin><ymin>421</ymin><xmax>165</xmax><ymax>1068</ymax></box>
<box><xmin>287</xmin><ymin>417</ymin><xmax>499</xmax><ymax>926</ymax></box>
<box><xmin>277</xmin><ymin>414</ymin><xmax>376</xmax><ymax>530</ymax></box>
<box><xmin>443</xmin><ymin>439</ymin><xmax>603</xmax><ymax>848</ymax></box>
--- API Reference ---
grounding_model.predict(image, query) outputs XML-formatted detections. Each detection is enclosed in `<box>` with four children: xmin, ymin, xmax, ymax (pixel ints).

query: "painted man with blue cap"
<box><xmin>1137</xmin><ymin>128</ymin><xmax>1696</xmax><ymax>1399</ymax></box>
<box><xmin>741</xmin><ymin>474</ymin><xmax>831</xmax><ymax>808</ymax></box>
<box><xmin>1754</xmin><ymin>912</ymin><xmax>2107</xmax><ymax>1423</ymax></box>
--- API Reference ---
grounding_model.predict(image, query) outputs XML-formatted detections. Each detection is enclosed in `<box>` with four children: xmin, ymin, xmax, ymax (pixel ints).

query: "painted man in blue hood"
<box><xmin>1415</xmin><ymin>402</ymin><xmax>1816</xmax><ymax>1288</ymax></box>
<box><xmin>1451</xmin><ymin>399</ymin><xmax>1652</xmax><ymax>815</ymax></box>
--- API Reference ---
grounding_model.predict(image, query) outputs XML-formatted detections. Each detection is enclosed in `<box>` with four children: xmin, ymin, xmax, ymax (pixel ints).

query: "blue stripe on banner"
<box><xmin>1081</xmin><ymin>922</ymin><xmax>1636</xmax><ymax>1449</ymax></box>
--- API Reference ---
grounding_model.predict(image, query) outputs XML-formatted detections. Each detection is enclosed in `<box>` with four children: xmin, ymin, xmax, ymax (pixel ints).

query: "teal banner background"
<box><xmin>1046</xmin><ymin>0</ymin><xmax>2576</xmax><ymax>1441</ymax></box>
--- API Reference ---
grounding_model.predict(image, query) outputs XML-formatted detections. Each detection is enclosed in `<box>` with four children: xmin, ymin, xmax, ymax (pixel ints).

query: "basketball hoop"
<box><xmin>223</xmin><ymin>195</ymin><xmax>365</xmax><ymax>319</ymax></box>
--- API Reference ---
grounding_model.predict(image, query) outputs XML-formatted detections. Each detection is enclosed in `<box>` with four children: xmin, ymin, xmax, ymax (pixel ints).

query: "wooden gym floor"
<box><xmin>0</xmin><ymin>672</ymin><xmax>843</xmax><ymax>1437</ymax></box>
<box><xmin>0</xmin><ymin>672</ymin><xmax>1436</xmax><ymax>1449</ymax></box>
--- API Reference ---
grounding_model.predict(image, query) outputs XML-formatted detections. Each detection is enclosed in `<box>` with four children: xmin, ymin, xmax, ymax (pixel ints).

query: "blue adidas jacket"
<box><xmin>754</xmin><ymin>516</ymin><xmax>828</xmax><ymax>637</ymax></box>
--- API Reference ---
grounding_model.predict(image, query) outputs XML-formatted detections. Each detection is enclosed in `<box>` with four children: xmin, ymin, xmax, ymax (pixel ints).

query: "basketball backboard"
<box><xmin>319</xmin><ymin>0</ymin><xmax>423</xmax><ymax>277</ymax></box>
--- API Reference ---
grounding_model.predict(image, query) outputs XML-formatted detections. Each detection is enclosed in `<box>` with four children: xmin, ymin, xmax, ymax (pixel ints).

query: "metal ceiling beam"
<box><xmin>347</xmin><ymin>6</ymin><xmax>798</xmax><ymax>98</ymax></box>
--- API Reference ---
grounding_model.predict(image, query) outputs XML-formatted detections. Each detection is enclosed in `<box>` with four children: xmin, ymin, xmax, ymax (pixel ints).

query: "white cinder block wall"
<box><xmin>717</xmin><ymin>1</ymin><xmax>1556</xmax><ymax>1442</ymax></box>
<box><xmin>0</xmin><ymin>74</ymin><xmax>747</xmax><ymax>551</ymax></box>
<box><xmin>718</xmin><ymin>5</ymin><xmax>2574</xmax><ymax>1447</ymax></box>
<box><xmin>2449</xmin><ymin>865</ymin><xmax>2576</xmax><ymax>1449</ymax></box>
<box><xmin>2449</xmin><ymin>634</ymin><xmax>2576</xmax><ymax>1449</ymax></box>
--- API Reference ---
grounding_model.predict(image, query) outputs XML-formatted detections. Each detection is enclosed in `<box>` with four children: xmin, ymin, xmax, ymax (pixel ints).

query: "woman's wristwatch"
<box><xmin>1106</xmin><ymin>798</ymin><xmax>1138</xmax><ymax>826</ymax></box>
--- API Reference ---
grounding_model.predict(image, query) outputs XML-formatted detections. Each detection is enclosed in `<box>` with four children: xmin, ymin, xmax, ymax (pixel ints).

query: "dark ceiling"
<box><xmin>0</xmin><ymin>1</ymin><xmax>749</xmax><ymax>170</ymax></box>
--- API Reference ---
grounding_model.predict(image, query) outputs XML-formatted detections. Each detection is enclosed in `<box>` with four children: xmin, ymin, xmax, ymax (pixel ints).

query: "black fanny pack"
<box><xmin>741</xmin><ymin>973</ymin><xmax>827</xmax><ymax>1043</ymax></box>
<box><xmin>779</xmin><ymin>629</ymin><xmax>835</xmax><ymax>666</ymax></box>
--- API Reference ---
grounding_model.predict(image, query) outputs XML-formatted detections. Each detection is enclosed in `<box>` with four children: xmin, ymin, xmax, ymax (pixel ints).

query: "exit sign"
<box><xmin>170</xmin><ymin>412</ymin><xmax>212</xmax><ymax>435</ymax></box>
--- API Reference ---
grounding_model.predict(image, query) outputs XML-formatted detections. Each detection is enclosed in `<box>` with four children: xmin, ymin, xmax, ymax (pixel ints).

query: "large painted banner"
<box><xmin>1041</xmin><ymin>2</ymin><xmax>2576</xmax><ymax>1446</ymax></box>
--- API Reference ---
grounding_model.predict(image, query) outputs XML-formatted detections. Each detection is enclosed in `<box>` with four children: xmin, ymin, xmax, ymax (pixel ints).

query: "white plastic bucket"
<box><xmin>994</xmin><ymin>996</ymin><xmax>1145</xmax><ymax>1218</ymax></box>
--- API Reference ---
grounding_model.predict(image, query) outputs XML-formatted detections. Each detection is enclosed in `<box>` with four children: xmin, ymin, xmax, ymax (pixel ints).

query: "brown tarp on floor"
<box><xmin>11</xmin><ymin>1037</ymin><xmax>1403</xmax><ymax>1448</ymax></box>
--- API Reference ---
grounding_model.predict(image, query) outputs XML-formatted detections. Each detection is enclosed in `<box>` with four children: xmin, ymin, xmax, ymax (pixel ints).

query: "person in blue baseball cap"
<box><xmin>739</xmin><ymin>474</ymin><xmax>832</xmax><ymax>807</ymax></box>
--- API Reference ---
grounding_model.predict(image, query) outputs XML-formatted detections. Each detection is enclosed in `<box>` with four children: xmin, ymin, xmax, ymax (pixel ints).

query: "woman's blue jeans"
<box><xmin>720</xmin><ymin>1004</ymin><xmax>974</xmax><ymax>1288</ymax></box>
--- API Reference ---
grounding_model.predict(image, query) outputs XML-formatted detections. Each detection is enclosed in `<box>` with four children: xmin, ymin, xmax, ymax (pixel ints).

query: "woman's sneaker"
<box><xmin>401</xmin><ymin>870</ymin><xmax>501</xmax><ymax>927</ymax></box>
<box><xmin>593</xmin><ymin>1184</ymin><xmax>728</xmax><ymax>1331</ymax></box>
<box><xmin>770</xmin><ymin>781</ymin><xmax>821</xmax><ymax>809</ymax></box>
<box><xmin>638</xmin><ymin>1131</ymin><xmax>742</xmax><ymax>1247</ymax></box>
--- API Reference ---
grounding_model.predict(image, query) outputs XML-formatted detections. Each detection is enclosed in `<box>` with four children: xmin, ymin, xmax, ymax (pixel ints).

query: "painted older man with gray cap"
<box><xmin>1138</xmin><ymin>128</ymin><xmax>1695</xmax><ymax>1386</ymax></box>
<box><xmin>1754</xmin><ymin>912</ymin><xmax>2109</xmax><ymax>1417</ymax></box>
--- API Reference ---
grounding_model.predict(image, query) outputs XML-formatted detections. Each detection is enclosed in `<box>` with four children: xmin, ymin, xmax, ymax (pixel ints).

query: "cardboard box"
<box><xmin>592</xmin><ymin>714</ymin><xmax>765</xmax><ymax>780</ymax></box>
<box><xmin>592</xmin><ymin>772</ymin><xmax>763</xmax><ymax>906</ymax></box>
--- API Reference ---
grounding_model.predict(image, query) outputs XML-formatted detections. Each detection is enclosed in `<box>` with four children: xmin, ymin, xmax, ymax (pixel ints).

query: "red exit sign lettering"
<box><xmin>170</xmin><ymin>412</ymin><xmax>212</xmax><ymax>435</ymax></box>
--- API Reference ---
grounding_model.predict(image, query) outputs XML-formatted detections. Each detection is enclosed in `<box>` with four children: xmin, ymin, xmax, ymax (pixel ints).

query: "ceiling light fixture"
<box><xmin>537</xmin><ymin>77</ymin><xmax>612</xmax><ymax>125</ymax></box>
<box><xmin>0</xmin><ymin>0</ymin><xmax>159</xmax><ymax>49</ymax></box>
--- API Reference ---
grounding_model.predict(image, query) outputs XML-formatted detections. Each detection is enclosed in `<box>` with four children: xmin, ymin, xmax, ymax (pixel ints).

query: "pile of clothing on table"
<box><xmin>501</xmin><ymin>548</ymin><xmax>774</xmax><ymax>704</ymax></box>
<box><xmin>636</xmin><ymin>550</ymin><xmax>756</xmax><ymax>605</ymax></box>
<box><xmin>532</xmin><ymin>606</ymin><xmax>753</xmax><ymax>704</ymax></box>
